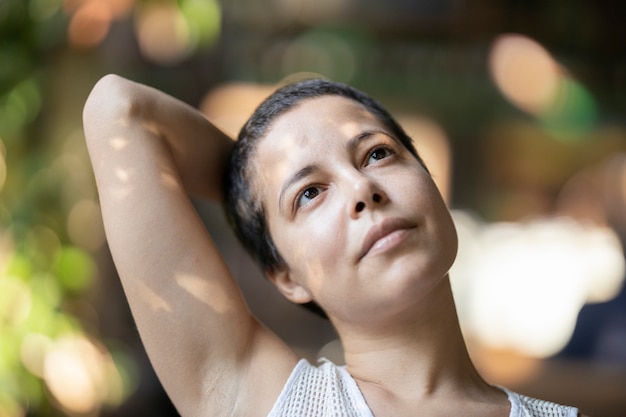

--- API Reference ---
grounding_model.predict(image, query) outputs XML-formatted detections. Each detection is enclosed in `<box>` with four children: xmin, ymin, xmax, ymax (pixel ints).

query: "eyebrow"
<box><xmin>276</xmin><ymin>130</ymin><xmax>392</xmax><ymax>214</ymax></box>
<box><xmin>348</xmin><ymin>129</ymin><xmax>398</xmax><ymax>150</ymax></box>
<box><xmin>278</xmin><ymin>164</ymin><xmax>320</xmax><ymax>213</ymax></box>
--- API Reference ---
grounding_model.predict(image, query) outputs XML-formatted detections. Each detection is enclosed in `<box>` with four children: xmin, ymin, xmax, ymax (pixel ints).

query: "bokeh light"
<box><xmin>66</xmin><ymin>0</ymin><xmax>136</xmax><ymax>48</ymax></box>
<box><xmin>67</xmin><ymin>0</ymin><xmax>112</xmax><ymax>48</ymax></box>
<box><xmin>200</xmin><ymin>82</ymin><xmax>275</xmax><ymax>136</ymax></box>
<box><xmin>280</xmin><ymin>31</ymin><xmax>357</xmax><ymax>83</ymax></box>
<box><xmin>451</xmin><ymin>213</ymin><xmax>625</xmax><ymax>358</ymax></box>
<box><xmin>180</xmin><ymin>0</ymin><xmax>221</xmax><ymax>49</ymax></box>
<box><xmin>135</xmin><ymin>2</ymin><xmax>192</xmax><ymax>65</ymax></box>
<box><xmin>0</xmin><ymin>78</ymin><xmax>42</xmax><ymax>139</ymax></box>
<box><xmin>0</xmin><ymin>276</ymin><xmax>33</xmax><ymax>327</ymax></box>
<box><xmin>43</xmin><ymin>335</ymin><xmax>123</xmax><ymax>414</ymax></box>
<box><xmin>54</xmin><ymin>246</ymin><xmax>96</xmax><ymax>293</ymax></box>
<box><xmin>489</xmin><ymin>34</ymin><xmax>597</xmax><ymax>141</ymax></box>
<box><xmin>489</xmin><ymin>34</ymin><xmax>560</xmax><ymax>115</ymax></box>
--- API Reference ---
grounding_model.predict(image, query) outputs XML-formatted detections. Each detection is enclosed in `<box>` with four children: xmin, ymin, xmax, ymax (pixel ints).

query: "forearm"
<box><xmin>83</xmin><ymin>74</ymin><xmax>234</xmax><ymax>200</ymax></box>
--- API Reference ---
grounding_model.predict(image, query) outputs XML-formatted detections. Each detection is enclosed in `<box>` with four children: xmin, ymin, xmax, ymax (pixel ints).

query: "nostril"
<box><xmin>373</xmin><ymin>193</ymin><xmax>381</xmax><ymax>203</ymax></box>
<box><xmin>355</xmin><ymin>201</ymin><xmax>365</xmax><ymax>212</ymax></box>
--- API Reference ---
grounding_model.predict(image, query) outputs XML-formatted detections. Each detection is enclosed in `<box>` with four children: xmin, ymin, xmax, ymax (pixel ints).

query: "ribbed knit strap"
<box><xmin>267</xmin><ymin>361</ymin><xmax>579</xmax><ymax>417</ymax></box>
<box><xmin>502</xmin><ymin>387</ymin><xmax>579</xmax><ymax>417</ymax></box>
<box><xmin>267</xmin><ymin>359</ymin><xmax>368</xmax><ymax>417</ymax></box>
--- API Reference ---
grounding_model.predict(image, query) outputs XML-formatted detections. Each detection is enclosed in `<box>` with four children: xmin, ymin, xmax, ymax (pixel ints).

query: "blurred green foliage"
<box><xmin>0</xmin><ymin>1</ymin><xmax>127</xmax><ymax>416</ymax></box>
<box><xmin>0</xmin><ymin>0</ymin><xmax>226</xmax><ymax>413</ymax></box>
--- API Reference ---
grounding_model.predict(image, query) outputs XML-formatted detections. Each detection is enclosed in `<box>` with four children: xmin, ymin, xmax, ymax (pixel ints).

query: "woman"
<box><xmin>83</xmin><ymin>74</ymin><xmax>584</xmax><ymax>417</ymax></box>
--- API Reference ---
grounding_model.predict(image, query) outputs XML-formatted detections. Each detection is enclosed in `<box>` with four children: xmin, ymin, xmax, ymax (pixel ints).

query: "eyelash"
<box><xmin>293</xmin><ymin>143</ymin><xmax>397</xmax><ymax>212</ymax></box>
<box><xmin>295</xmin><ymin>186</ymin><xmax>323</xmax><ymax>210</ymax></box>
<box><xmin>364</xmin><ymin>145</ymin><xmax>395</xmax><ymax>166</ymax></box>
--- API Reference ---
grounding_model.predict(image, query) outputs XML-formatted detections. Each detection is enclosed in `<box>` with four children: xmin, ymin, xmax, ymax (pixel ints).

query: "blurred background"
<box><xmin>1</xmin><ymin>0</ymin><xmax>625</xmax><ymax>415</ymax></box>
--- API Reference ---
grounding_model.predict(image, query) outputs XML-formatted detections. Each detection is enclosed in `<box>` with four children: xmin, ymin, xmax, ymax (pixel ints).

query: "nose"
<box><xmin>350</xmin><ymin>174</ymin><xmax>387</xmax><ymax>217</ymax></box>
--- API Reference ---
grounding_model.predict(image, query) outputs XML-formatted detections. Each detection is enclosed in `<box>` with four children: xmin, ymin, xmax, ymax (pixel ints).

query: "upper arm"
<box><xmin>83</xmin><ymin>75</ymin><xmax>296</xmax><ymax>416</ymax></box>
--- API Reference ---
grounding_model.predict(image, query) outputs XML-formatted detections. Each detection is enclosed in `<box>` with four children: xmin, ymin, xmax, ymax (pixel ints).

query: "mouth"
<box><xmin>359</xmin><ymin>218</ymin><xmax>416</xmax><ymax>260</ymax></box>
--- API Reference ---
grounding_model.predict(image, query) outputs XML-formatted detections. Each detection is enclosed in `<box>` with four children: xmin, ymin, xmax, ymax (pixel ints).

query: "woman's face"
<box><xmin>252</xmin><ymin>95</ymin><xmax>458</xmax><ymax>326</ymax></box>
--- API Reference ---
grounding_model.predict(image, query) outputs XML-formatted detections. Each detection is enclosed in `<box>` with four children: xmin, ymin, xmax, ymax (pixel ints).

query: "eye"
<box><xmin>296</xmin><ymin>186</ymin><xmax>322</xmax><ymax>209</ymax></box>
<box><xmin>366</xmin><ymin>146</ymin><xmax>394</xmax><ymax>165</ymax></box>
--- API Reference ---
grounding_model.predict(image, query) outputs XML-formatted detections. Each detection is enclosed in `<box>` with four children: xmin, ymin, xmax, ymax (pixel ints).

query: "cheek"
<box><xmin>272</xmin><ymin>208</ymin><xmax>347</xmax><ymax>288</ymax></box>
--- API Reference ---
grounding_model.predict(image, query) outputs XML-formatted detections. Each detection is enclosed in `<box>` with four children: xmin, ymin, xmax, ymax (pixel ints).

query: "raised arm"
<box><xmin>83</xmin><ymin>75</ymin><xmax>296</xmax><ymax>416</ymax></box>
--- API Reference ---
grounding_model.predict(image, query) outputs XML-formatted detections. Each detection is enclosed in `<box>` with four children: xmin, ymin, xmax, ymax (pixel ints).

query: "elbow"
<box><xmin>83</xmin><ymin>74</ymin><xmax>138</xmax><ymax>138</ymax></box>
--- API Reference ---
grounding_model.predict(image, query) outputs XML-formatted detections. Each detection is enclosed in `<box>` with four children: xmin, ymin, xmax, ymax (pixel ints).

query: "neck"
<box><xmin>334</xmin><ymin>277</ymin><xmax>489</xmax><ymax>401</ymax></box>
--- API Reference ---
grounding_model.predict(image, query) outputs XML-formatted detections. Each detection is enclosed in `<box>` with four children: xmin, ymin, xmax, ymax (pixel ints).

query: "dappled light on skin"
<box><xmin>132</xmin><ymin>279</ymin><xmax>172</xmax><ymax>313</ymax></box>
<box><xmin>140</xmin><ymin>120</ymin><xmax>162</xmax><ymax>137</ymax></box>
<box><xmin>114</xmin><ymin>167</ymin><xmax>130</xmax><ymax>182</ymax></box>
<box><xmin>108</xmin><ymin>166</ymin><xmax>134</xmax><ymax>200</ymax></box>
<box><xmin>451</xmin><ymin>212</ymin><xmax>625</xmax><ymax>358</ymax></box>
<box><xmin>109</xmin><ymin>184</ymin><xmax>133</xmax><ymax>201</ymax></box>
<box><xmin>175</xmin><ymin>274</ymin><xmax>234</xmax><ymax>315</ymax></box>
<box><xmin>159</xmin><ymin>170</ymin><xmax>182</xmax><ymax>190</ymax></box>
<box><xmin>109</xmin><ymin>136</ymin><xmax>129</xmax><ymax>151</ymax></box>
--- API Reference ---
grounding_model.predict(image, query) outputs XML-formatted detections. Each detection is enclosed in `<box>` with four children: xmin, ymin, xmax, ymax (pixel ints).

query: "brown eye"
<box><xmin>366</xmin><ymin>146</ymin><xmax>393</xmax><ymax>165</ymax></box>
<box><xmin>297</xmin><ymin>186</ymin><xmax>321</xmax><ymax>208</ymax></box>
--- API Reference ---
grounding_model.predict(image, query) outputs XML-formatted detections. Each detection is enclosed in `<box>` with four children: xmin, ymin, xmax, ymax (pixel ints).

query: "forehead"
<box><xmin>258</xmin><ymin>94</ymin><xmax>384</xmax><ymax>155</ymax></box>
<box><xmin>251</xmin><ymin>95</ymin><xmax>387</xmax><ymax>192</ymax></box>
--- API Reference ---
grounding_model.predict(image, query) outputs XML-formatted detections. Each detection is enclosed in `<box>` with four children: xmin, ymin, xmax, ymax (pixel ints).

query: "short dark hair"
<box><xmin>222</xmin><ymin>78</ymin><xmax>424</xmax><ymax>319</ymax></box>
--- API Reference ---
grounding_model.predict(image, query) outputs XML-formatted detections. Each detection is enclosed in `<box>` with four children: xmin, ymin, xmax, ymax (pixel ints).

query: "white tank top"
<box><xmin>267</xmin><ymin>359</ymin><xmax>579</xmax><ymax>417</ymax></box>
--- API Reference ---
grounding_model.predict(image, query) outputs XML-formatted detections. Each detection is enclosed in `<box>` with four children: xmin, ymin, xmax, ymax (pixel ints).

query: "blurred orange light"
<box><xmin>489</xmin><ymin>34</ymin><xmax>561</xmax><ymax>115</ymax></box>
<box><xmin>135</xmin><ymin>3</ymin><xmax>191</xmax><ymax>65</ymax></box>
<box><xmin>64</xmin><ymin>0</ymin><xmax>133</xmax><ymax>18</ymax></box>
<box><xmin>68</xmin><ymin>0</ymin><xmax>112</xmax><ymax>48</ymax></box>
<box><xmin>104</xmin><ymin>0</ymin><xmax>135</xmax><ymax>19</ymax></box>
<box><xmin>200</xmin><ymin>82</ymin><xmax>274</xmax><ymax>137</ymax></box>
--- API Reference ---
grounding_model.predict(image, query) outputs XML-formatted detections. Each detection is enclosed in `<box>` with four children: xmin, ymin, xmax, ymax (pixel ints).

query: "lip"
<box><xmin>359</xmin><ymin>218</ymin><xmax>416</xmax><ymax>260</ymax></box>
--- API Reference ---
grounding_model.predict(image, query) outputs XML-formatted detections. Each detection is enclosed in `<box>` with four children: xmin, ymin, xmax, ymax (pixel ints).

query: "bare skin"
<box><xmin>83</xmin><ymin>75</ymin><xmax>587</xmax><ymax>417</ymax></box>
<box><xmin>83</xmin><ymin>75</ymin><xmax>297</xmax><ymax>417</ymax></box>
<box><xmin>253</xmin><ymin>95</ymin><xmax>508</xmax><ymax>417</ymax></box>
